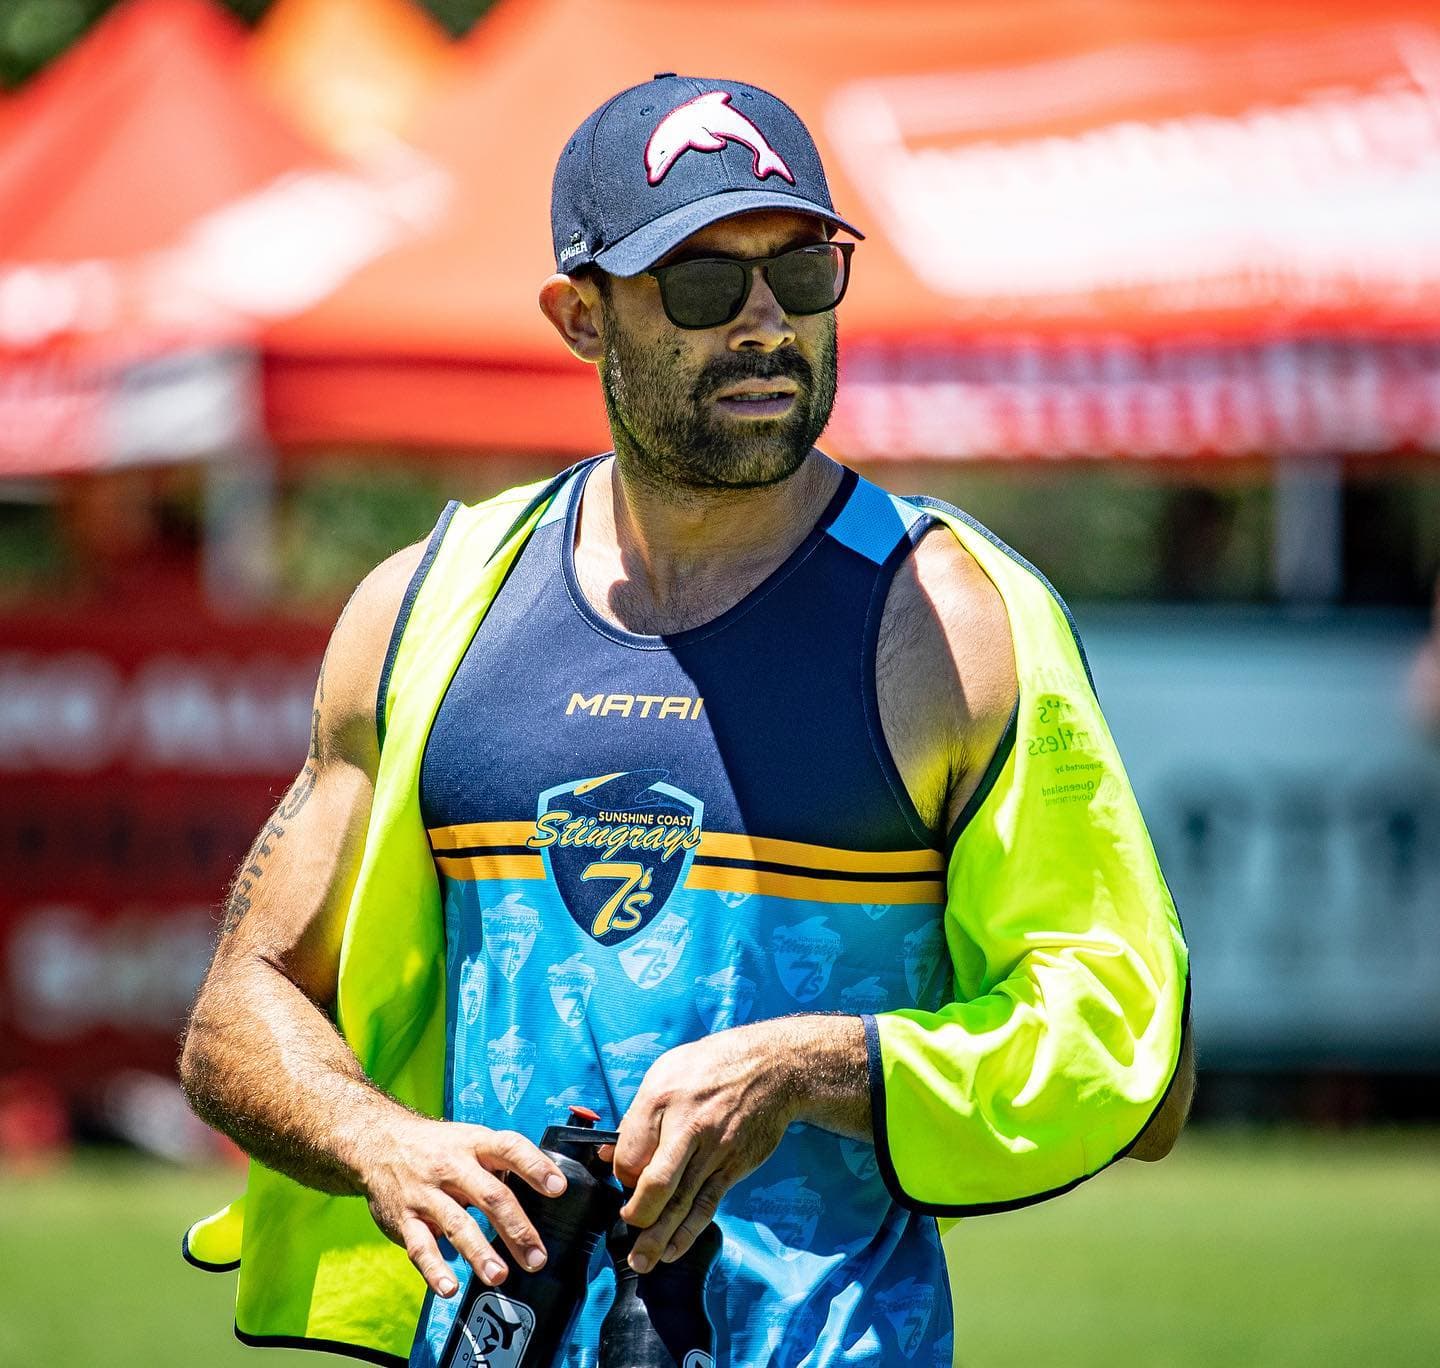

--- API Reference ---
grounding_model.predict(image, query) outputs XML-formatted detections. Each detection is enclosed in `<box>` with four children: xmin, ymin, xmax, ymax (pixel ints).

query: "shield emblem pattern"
<box><xmin>532</xmin><ymin>771</ymin><xmax>704</xmax><ymax>947</ymax></box>
<box><xmin>839</xmin><ymin>975</ymin><xmax>888</xmax><ymax>1014</ymax></box>
<box><xmin>617</xmin><ymin>910</ymin><xmax>694</xmax><ymax>989</ymax></box>
<box><xmin>839</xmin><ymin>1136</ymin><xmax>879</xmax><ymax>1182</ymax></box>
<box><xmin>876</xmin><ymin>1277</ymin><xmax>935</xmax><ymax>1360</ymax></box>
<box><xmin>771</xmin><ymin>916</ymin><xmax>844</xmax><ymax>1004</ymax></box>
<box><xmin>694</xmin><ymin>965</ymin><xmax>758</xmax><ymax>1031</ymax></box>
<box><xmin>545</xmin><ymin>952</ymin><xmax>596</xmax><ymax>1025</ymax></box>
<box><xmin>487</xmin><ymin>1024</ymin><xmax>536</xmax><ymax>1115</ymax></box>
<box><xmin>903</xmin><ymin>923</ymin><xmax>947</xmax><ymax>1005</ymax></box>
<box><xmin>482</xmin><ymin>893</ymin><xmax>539</xmax><ymax>982</ymax></box>
<box><xmin>746</xmin><ymin>1176</ymin><xmax>822</xmax><ymax>1262</ymax></box>
<box><xmin>601</xmin><ymin>1030</ymin><xmax>667</xmax><ymax>1106</ymax></box>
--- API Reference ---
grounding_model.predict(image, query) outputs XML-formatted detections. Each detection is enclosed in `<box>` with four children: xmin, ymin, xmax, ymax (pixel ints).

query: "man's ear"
<box><xmin>539</xmin><ymin>273</ymin><xmax>604</xmax><ymax>363</ymax></box>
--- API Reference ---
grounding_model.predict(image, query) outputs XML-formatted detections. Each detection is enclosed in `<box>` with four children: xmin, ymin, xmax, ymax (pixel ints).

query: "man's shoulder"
<box><xmin>875</xmin><ymin>503</ymin><xmax>1019</xmax><ymax>836</ymax></box>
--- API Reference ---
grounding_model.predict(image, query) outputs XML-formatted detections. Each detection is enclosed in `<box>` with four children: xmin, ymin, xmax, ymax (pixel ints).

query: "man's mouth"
<box><xmin>712</xmin><ymin>380</ymin><xmax>800</xmax><ymax>420</ymax></box>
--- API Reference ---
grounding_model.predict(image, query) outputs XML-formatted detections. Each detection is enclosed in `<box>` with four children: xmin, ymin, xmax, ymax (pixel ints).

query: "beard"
<box><xmin>598</xmin><ymin>312</ymin><xmax>838</xmax><ymax>493</ymax></box>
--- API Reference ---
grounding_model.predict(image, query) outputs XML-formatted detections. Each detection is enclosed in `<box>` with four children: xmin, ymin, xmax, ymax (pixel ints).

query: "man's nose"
<box><xmin>729</xmin><ymin>266</ymin><xmax>796</xmax><ymax>351</ymax></box>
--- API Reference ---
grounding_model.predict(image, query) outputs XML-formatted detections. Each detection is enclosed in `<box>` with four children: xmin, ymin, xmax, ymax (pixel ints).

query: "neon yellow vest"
<box><xmin>186</xmin><ymin>474</ymin><xmax>1189</xmax><ymax>1363</ymax></box>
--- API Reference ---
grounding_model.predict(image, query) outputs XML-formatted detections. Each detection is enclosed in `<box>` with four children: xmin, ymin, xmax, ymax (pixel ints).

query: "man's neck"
<box><xmin>573</xmin><ymin>450</ymin><xmax>842</xmax><ymax>636</ymax></box>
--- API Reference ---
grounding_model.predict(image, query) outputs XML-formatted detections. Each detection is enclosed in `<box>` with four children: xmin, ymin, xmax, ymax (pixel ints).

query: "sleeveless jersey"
<box><xmin>409</xmin><ymin>459</ymin><xmax>957</xmax><ymax>1368</ymax></box>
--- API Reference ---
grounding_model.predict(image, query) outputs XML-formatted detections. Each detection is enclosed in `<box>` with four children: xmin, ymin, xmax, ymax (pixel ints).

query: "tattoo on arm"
<box><xmin>220</xmin><ymin>653</ymin><xmax>326</xmax><ymax>936</ymax></box>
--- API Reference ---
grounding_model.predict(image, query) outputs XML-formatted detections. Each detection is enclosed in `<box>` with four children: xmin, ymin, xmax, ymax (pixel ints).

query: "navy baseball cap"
<box><xmin>551</xmin><ymin>74</ymin><xmax>863</xmax><ymax>278</ymax></box>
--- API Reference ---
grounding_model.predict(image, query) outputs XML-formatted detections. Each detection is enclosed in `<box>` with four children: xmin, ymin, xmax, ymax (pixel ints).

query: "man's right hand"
<box><xmin>180</xmin><ymin>541</ymin><xmax>572</xmax><ymax>1305</ymax></box>
<box><xmin>359</xmin><ymin>1116</ymin><xmax>570</xmax><ymax>1299</ymax></box>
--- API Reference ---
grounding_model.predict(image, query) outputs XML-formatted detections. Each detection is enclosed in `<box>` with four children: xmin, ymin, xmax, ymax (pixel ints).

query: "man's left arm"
<box><xmin>612</xmin><ymin>521</ymin><xmax>1189</xmax><ymax>1264</ymax></box>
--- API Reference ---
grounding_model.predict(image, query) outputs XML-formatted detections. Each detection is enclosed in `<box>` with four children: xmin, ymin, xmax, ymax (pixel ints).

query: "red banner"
<box><xmin>0</xmin><ymin>607</ymin><xmax>327</xmax><ymax>1091</ymax></box>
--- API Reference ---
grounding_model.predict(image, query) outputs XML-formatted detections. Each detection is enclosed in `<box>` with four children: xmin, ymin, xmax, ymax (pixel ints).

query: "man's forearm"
<box><xmin>180</xmin><ymin>955</ymin><xmax>414</xmax><ymax>1195</ymax></box>
<box><xmin>776</xmin><ymin>1013</ymin><xmax>873</xmax><ymax>1142</ymax></box>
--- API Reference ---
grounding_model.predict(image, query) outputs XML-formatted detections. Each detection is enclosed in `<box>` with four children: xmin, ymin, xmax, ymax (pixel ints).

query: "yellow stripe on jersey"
<box><xmin>427</xmin><ymin>820</ymin><xmax>536</xmax><ymax>851</ymax></box>
<box><xmin>685</xmin><ymin>864</ymin><xmax>943</xmax><ymax>905</ymax></box>
<box><xmin>697</xmin><ymin>831</ymin><xmax>943</xmax><ymax>875</ymax></box>
<box><xmin>434</xmin><ymin>854</ymin><xmax>546</xmax><ymax>882</ymax></box>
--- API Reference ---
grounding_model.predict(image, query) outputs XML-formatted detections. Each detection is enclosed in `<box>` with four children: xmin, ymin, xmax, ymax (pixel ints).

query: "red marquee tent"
<box><xmin>264</xmin><ymin>0</ymin><xmax>1440</xmax><ymax>460</ymax></box>
<box><xmin>0</xmin><ymin>0</ymin><xmax>439</xmax><ymax>475</ymax></box>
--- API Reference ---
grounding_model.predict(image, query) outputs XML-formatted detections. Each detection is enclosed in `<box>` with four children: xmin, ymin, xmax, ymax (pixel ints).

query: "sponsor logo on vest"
<box><xmin>876</xmin><ymin>1276</ymin><xmax>936</xmax><ymax>1360</ymax></box>
<box><xmin>862</xmin><ymin>902</ymin><xmax>889</xmax><ymax>921</ymax></box>
<box><xmin>694</xmin><ymin>964</ymin><xmax>757</xmax><ymax>1031</ymax></box>
<box><xmin>483</xmin><ymin>893</ymin><xmax>540</xmax><ymax>982</ymax></box>
<box><xmin>684</xmin><ymin>1353</ymin><xmax>716</xmax><ymax>1368</ymax></box>
<box><xmin>839</xmin><ymin>1135</ymin><xmax>880</xmax><ymax>1182</ymax></box>
<box><xmin>839</xmin><ymin>974</ymin><xmax>888</xmax><ymax>1014</ymax></box>
<box><xmin>902</xmin><ymin>922</ymin><xmax>947</xmax><ymax>1005</ymax></box>
<box><xmin>529</xmin><ymin>770</ymin><xmax>704</xmax><ymax>945</ymax></box>
<box><xmin>453</xmin><ymin>1289</ymin><xmax>535</xmax><ymax>1368</ymax></box>
<box><xmin>487</xmin><ymin>1025</ymin><xmax>536</xmax><ymax>1114</ymax></box>
<box><xmin>602</xmin><ymin>1031</ymin><xmax>667</xmax><ymax>1106</ymax></box>
<box><xmin>746</xmin><ymin>1176</ymin><xmax>822</xmax><ymax>1261</ymax></box>
<box><xmin>545</xmin><ymin>952</ymin><xmax>597</xmax><ymax>1026</ymax></box>
<box><xmin>566</xmin><ymin>692</ymin><xmax>705</xmax><ymax>720</ymax></box>
<box><xmin>714</xmin><ymin>889</ymin><xmax>751</xmax><ymax>909</ymax></box>
<box><xmin>771</xmin><ymin>916</ymin><xmax>844</xmax><ymax>1003</ymax></box>
<box><xmin>617</xmin><ymin>909</ymin><xmax>693</xmax><ymax>989</ymax></box>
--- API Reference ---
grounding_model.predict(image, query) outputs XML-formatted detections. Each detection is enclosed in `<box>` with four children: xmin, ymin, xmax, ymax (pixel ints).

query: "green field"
<box><xmin>1</xmin><ymin>1130</ymin><xmax>1435</xmax><ymax>1367</ymax></box>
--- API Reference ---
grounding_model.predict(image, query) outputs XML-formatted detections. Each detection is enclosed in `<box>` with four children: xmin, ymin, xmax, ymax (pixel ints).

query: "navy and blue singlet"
<box><xmin>409</xmin><ymin>458</ymin><xmax>956</xmax><ymax>1368</ymax></box>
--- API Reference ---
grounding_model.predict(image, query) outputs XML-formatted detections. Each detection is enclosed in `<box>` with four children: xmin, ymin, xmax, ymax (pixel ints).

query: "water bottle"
<box><xmin>598</xmin><ymin>1202</ymin><xmax>723</xmax><ymax>1368</ymax></box>
<box><xmin>439</xmin><ymin>1106</ymin><xmax>622</xmax><ymax>1368</ymax></box>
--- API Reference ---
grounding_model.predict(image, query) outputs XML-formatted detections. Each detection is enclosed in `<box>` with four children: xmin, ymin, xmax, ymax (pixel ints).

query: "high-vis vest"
<box><xmin>185</xmin><ymin>463</ymin><xmax>1189</xmax><ymax>1366</ymax></box>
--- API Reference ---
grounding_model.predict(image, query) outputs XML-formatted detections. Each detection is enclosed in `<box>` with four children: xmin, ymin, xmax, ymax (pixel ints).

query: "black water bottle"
<box><xmin>439</xmin><ymin>1106</ymin><xmax>622</xmax><ymax>1368</ymax></box>
<box><xmin>599</xmin><ymin>1203</ymin><xmax>723</xmax><ymax>1368</ymax></box>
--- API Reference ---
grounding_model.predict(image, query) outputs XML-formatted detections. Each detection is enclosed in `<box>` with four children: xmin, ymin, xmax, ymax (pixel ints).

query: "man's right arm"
<box><xmin>179</xmin><ymin>542</ymin><xmax>567</xmax><ymax>1300</ymax></box>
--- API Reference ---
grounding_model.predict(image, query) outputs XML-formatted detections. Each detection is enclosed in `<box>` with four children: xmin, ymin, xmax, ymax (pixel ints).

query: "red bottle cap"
<box><xmin>568</xmin><ymin>1105</ymin><xmax>601</xmax><ymax>1125</ymax></box>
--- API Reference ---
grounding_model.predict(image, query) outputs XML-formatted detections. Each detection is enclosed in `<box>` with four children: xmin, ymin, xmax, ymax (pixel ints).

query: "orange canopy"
<box><xmin>0</xmin><ymin>0</ymin><xmax>432</xmax><ymax>474</ymax></box>
<box><xmin>264</xmin><ymin>0</ymin><xmax>1440</xmax><ymax>459</ymax></box>
<box><xmin>248</xmin><ymin>0</ymin><xmax>457</xmax><ymax>160</ymax></box>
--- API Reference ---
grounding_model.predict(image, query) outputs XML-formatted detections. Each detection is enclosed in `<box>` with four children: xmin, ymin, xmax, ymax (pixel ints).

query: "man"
<box><xmin>180</xmin><ymin>75</ymin><xmax>1192</xmax><ymax>1367</ymax></box>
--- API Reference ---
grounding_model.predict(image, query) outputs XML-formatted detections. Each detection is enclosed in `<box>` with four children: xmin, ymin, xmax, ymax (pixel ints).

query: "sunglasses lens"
<box><xmin>660</xmin><ymin>259</ymin><xmax>750</xmax><ymax>328</ymax></box>
<box><xmin>767</xmin><ymin>245</ymin><xmax>846</xmax><ymax>315</ymax></box>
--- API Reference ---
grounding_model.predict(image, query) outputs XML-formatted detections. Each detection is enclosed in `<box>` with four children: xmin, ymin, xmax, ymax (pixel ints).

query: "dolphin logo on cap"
<box><xmin>645</xmin><ymin>91</ymin><xmax>796</xmax><ymax>186</ymax></box>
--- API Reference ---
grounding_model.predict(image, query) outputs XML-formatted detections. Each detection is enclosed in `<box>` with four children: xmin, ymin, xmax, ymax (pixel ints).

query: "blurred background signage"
<box><xmin>0</xmin><ymin>608</ymin><xmax>324</xmax><ymax>1086</ymax></box>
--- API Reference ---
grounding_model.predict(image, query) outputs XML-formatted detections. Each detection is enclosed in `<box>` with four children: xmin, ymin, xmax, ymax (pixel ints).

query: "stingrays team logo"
<box><xmin>876</xmin><ymin>1277</ymin><xmax>935</xmax><ymax>1360</ymax></box>
<box><xmin>602</xmin><ymin>1031</ymin><xmax>668</xmax><ymax>1105</ymax></box>
<box><xmin>618</xmin><ymin>910</ymin><xmax>693</xmax><ymax>989</ymax></box>
<box><xmin>746</xmin><ymin>1176</ymin><xmax>822</xmax><ymax>1261</ymax></box>
<box><xmin>483</xmin><ymin>893</ymin><xmax>540</xmax><ymax>982</ymax></box>
<box><xmin>694</xmin><ymin>965</ymin><xmax>757</xmax><ymax>1030</ymax></box>
<box><xmin>903</xmin><ymin>923</ymin><xmax>947</xmax><ymax>1005</ymax></box>
<box><xmin>545</xmin><ymin>953</ymin><xmax>596</xmax><ymax>1025</ymax></box>
<box><xmin>528</xmin><ymin>770</ymin><xmax>704</xmax><ymax>946</ymax></box>
<box><xmin>459</xmin><ymin>953</ymin><xmax>487</xmax><ymax>1025</ymax></box>
<box><xmin>771</xmin><ymin>916</ymin><xmax>844</xmax><ymax>1003</ymax></box>
<box><xmin>838</xmin><ymin>1136</ymin><xmax>879</xmax><ymax>1182</ymax></box>
<box><xmin>487</xmin><ymin>1025</ymin><xmax>536</xmax><ymax>1114</ymax></box>
<box><xmin>839</xmin><ymin>975</ymin><xmax>888</xmax><ymax>1014</ymax></box>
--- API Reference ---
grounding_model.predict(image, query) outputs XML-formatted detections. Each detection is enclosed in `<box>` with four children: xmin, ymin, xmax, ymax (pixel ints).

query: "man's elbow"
<box><xmin>1127</xmin><ymin>1026</ymin><xmax>1196</xmax><ymax>1162</ymax></box>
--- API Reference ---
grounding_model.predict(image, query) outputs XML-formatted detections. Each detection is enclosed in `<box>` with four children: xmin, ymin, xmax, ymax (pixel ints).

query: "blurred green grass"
<box><xmin>1</xmin><ymin>1129</ymin><xmax>1435</xmax><ymax>1367</ymax></box>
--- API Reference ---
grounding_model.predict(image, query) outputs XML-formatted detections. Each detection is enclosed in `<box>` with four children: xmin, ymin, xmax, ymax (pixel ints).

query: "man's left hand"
<box><xmin>606</xmin><ymin>1019</ymin><xmax>800</xmax><ymax>1273</ymax></box>
<box><xmin>607</xmin><ymin>1014</ymin><xmax>872</xmax><ymax>1271</ymax></box>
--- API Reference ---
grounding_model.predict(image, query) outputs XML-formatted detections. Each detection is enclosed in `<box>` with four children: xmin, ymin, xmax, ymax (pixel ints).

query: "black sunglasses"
<box><xmin>646</xmin><ymin>242</ymin><xmax>854</xmax><ymax>330</ymax></box>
